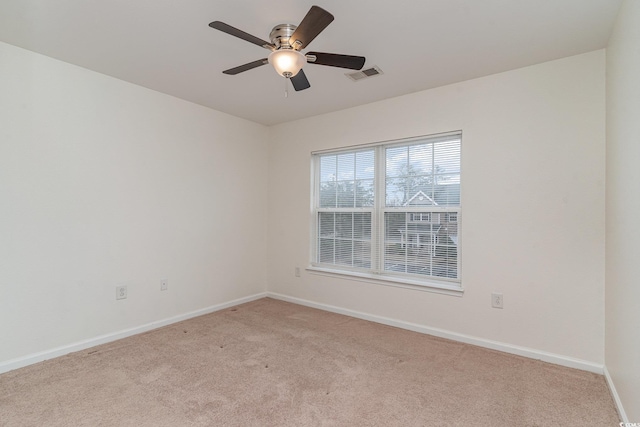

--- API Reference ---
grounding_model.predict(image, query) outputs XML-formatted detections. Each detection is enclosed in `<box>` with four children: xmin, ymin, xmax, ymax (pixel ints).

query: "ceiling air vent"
<box><xmin>345</xmin><ymin>66</ymin><xmax>384</xmax><ymax>82</ymax></box>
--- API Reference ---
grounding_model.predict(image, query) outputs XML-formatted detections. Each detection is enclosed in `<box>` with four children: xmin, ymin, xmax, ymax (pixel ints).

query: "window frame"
<box><xmin>309</xmin><ymin>132</ymin><xmax>463</xmax><ymax>296</ymax></box>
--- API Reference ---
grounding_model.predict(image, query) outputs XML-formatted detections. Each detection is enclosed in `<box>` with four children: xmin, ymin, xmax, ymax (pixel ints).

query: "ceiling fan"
<box><xmin>209</xmin><ymin>5</ymin><xmax>366</xmax><ymax>92</ymax></box>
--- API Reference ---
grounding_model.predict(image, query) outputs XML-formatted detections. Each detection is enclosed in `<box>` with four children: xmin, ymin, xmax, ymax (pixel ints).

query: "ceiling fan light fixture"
<box><xmin>268</xmin><ymin>49</ymin><xmax>306</xmax><ymax>78</ymax></box>
<box><xmin>210</xmin><ymin>6</ymin><xmax>364</xmax><ymax>92</ymax></box>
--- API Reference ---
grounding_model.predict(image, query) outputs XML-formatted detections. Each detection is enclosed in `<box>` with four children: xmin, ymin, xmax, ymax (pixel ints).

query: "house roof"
<box><xmin>404</xmin><ymin>191</ymin><xmax>438</xmax><ymax>207</ymax></box>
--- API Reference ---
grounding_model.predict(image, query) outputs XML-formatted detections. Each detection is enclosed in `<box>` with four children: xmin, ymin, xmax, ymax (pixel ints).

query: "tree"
<box><xmin>386</xmin><ymin>164</ymin><xmax>443</xmax><ymax>206</ymax></box>
<box><xmin>319</xmin><ymin>178</ymin><xmax>374</xmax><ymax>208</ymax></box>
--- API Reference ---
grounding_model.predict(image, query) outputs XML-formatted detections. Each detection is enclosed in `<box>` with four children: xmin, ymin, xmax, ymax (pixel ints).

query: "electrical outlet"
<box><xmin>295</xmin><ymin>267</ymin><xmax>301</xmax><ymax>277</ymax></box>
<box><xmin>116</xmin><ymin>285</ymin><xmax>127</xmax><ymax>300</ymax></box>
<box><xmin>491</xmin><ymin>292</ymin><xmax>503</xmax><ymax>309</ymax></box>
<box><xmin>160</xmin><ymin>278</ymin><xmax>168</xmax><ymax>291</ymax></box>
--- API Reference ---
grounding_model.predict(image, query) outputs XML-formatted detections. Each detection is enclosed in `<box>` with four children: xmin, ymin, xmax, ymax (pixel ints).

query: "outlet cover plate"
<box><xmin>491</xmin><ymin>292</ymin><xmax>503</xmax><ymax>309</ymax></box>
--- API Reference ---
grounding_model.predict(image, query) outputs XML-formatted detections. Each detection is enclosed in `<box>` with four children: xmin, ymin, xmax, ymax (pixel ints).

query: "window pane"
<box><xmin>407</xmin><ymin>248</ymin><xmax>426</xmax><ymax>275</ymax></box>
<box><xmin>434</xmin><ymin>140</ymin><xmax>461</xmax><ymax>174</ymax></box>
<box><xmin>337</xmin><ymin>153</ymin><xmax>355</xmax><ymax>181</ymax></box>
<box><xmin>354</xmin><ymin>213</ymin><xmax>371</xmax><ymax>239</ymax></box>
<box><xmin>355</xmin><ymin>179</ymin><xmax>374</xmax><ymax>207</ymax></box>
<box><xmin>385</xmin><ymin>212</ymin><xmax>405</xmax><ymax>241</ymax></box>
<box><xmin>319</xmin><ymin>181</ymin><xmax>337</xmax><ymax>208</ymax></box>
<box><xmin>386</xmin><ymin>142</ymin><xmax>434</xmax><ymax>207</ymax></box>
<box><xmin>409</xmin><ymin>144</ymin><xmax>433</xmax><ymax>175</ymax></box>
<box><xmin>335</xmin><ymin>240</ymin><xmax>353</xmax><ymax>266</ymax></box>
<box><xmin>336</xmin><ymin>181</ymin><xmax>355</xmax><ymax>208</ymax></box>
<box><xmin>321</xmin><ymin>149</ymin><xmax>375</xmax><ymax>209</ymax></box>
<box><xmin>319</xmin><ymin>213</ymin><xmax>335</xmax><ymax>237</ymax></box>
<box><xmin>385</xmin><ymin>178</ymin><xmax>404</xmax><ymax>207</ymax></box>
<box><xmin>317</xmin><ymin>212</ymin><xmax>371</xmax><ymax>270</ymax></box>
<box><xmin>354</xmin><ymin>241</ymin><xmax>371</xmax><ymax>268</ymax></box>
<box><xmin>335</xmin><ymin>213</ymin><xmax>353</xmax><ymax>239</ymax></box>
<box><xmin>386</xmin><ymin>138</ymin><xmax>460</xmax><ymax>208</ymax></box>
<box><xmin>383</xmin><ymin>211</ymin><xmax>459</xmax><ymax>279</ymax></box>
<box><xmin>433</xmin><ymin>174</ymin><xmax>460</xmax><ymax>206</ymax></box>
<box><xmin>319</xmin><ymin>238</ymin><xmax>334</xmax><ymax>263</ymax></box>
<box><xmin>386</xmin><ymin>146</ymin><xmax>407</xmax><ymax>178</ymax></box>
<box><xmin>433</xmin><ymin>243</ymin><xmax>457</xmax><ymax>279</ymax></box>
<box><xmin>320</xmin><ymin>156</ymin><xmax>337</xmax><ymax>182</ymax></box>
<box><xmin>356</xmin><ymin>151</ymin><xmax>375</xmax><ymax>180</ymax></box>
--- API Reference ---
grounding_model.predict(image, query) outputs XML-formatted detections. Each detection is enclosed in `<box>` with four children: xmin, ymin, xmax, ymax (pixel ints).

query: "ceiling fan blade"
<box><xmin>290</xmin><ymin>69</ymin><xmax>311</xmax><ymax>91</ymax></box>
<box><xmin>289</xmin><ymin>6</ymin><xmax>334</xmax><ymax>50</ymax></box>
<box><xmin>223</xmin><ymin>59</ymin><xmax>269</xmax><ymax>75</ymax></box>
<box><xmin>306</xmin><ymin>52</ymin><xmax>366</xmax><ymax>70</ymax></box>
<box><xmin>209</xmin><ymin>21</ymin><xmax>275</xmax><ymax>50</ymax></box>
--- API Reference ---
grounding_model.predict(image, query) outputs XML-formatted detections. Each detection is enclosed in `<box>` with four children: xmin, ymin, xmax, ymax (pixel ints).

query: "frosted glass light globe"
<box><xmin>268</xmin><ymin>49</ymin><xmax>306</xmax><ymax>78</ymax></box>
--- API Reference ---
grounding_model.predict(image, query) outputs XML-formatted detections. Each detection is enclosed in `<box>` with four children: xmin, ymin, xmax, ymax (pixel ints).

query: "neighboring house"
<box><xmin>398</xmin><ymin>191</ymin><xmax>458</xmax><ymax>251</ymax></box>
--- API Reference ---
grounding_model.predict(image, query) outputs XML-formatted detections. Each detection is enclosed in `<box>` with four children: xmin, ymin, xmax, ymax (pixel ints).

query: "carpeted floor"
<box><xmin>0</xmin><ymin>298</ymin><xmax>620</xmax><ymax>426</ymax></box>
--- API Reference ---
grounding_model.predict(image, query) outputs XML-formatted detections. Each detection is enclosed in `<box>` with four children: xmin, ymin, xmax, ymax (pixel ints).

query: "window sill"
<box><xmin>306</xmin><ymin>266</ymin><xmax>464</xmax><ymax>297</ymax></box>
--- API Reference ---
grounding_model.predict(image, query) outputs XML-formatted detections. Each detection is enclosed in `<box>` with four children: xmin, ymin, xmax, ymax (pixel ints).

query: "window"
<box><xmin>311</xmin><ymin>132</ymin><xmax>461</xmax><ymax>291</ymax></box>
<box><xmin>409</xmin><ymin>213</ymin><xmax>431</xmax><ymax>222</ymax></box>
<box><xmin>317</xmin><ymin>150</ymin><xmax>374</xmax><ymax>269</ymax></box>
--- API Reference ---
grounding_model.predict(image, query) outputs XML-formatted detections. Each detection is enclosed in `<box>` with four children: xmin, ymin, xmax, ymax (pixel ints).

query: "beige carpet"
<box><xmin>0</xmin><ymin>298</ymin><xmax>619</xmax><ymax>426</ymax></box>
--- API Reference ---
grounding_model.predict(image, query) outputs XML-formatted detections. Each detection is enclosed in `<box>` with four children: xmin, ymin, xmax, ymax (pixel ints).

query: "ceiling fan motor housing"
<box><xmin>269</xmin><ymin>24</ymin><xmax>299</xmax><ymax>50</ymax></box>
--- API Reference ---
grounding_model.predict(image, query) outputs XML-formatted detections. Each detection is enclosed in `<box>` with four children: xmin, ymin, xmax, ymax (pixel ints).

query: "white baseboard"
<box><xmin>0</xmin><ymin>292</ymin><xmax>267</xmax><ymax>375</ymax></box>
<box><xmin>267</xmin><ymin>292</ymin><xmax>605</xmax><ymax>374</ymax></box>
<box><xmin>1</xmin><ymin>291</ymin><xmax>609</xmax><ymax>380</ymax></box>
<box><xmin>604</xmin><ymin>365</ymin><xmax>629</xmax><ymax>422</ymax></box>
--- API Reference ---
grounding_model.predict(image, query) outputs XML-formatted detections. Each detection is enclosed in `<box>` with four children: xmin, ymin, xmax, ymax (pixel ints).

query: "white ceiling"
<box><xmin>0</xmin><ymin>1</ymin><xmax>622</xmax><ymax>126</ymax></box>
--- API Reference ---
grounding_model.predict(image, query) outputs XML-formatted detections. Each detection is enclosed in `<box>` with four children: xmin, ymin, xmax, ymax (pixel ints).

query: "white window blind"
<box><xmin>317</xmin><ymin>150</ymin><xmax>374</xmax><ymax>269</ymax></box>
<box><xmin>384</xmin><ymin>136</ymin><xmax>460</xmax><ymax>280</ymax></box>
<box><xmin>311</xmin><ymin>132</ymin><xmax>461</xmax><ymax>290</ymax></box>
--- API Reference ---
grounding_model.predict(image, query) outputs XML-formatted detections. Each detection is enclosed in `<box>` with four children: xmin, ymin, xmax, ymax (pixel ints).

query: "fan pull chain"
<box><xmin>284</xmin><ymin>78</ymin><xmax>289</xmax><ymax>98</ymax></box>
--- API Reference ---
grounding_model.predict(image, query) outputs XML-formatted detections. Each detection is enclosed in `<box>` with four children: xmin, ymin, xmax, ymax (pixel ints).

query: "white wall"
<box><xmin>606</xmin><ymin>0</ymin><xmax>640</xmax><ymax>420</ymax></box>
<box><xmin>268</xmin><ymin>51</ymin><xmax>606</xmax><ymax>365</ymax></box>
<box><xmin>0</xmin><ymin>42</ymin><xmax>268</xmax><ymax>365</ymax></box>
